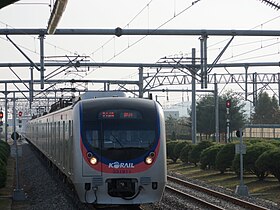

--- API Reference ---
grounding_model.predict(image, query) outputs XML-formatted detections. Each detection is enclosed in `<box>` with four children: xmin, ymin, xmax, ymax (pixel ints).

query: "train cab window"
<box><xmin>81</xmin><ymin>100</ymin><xmax>159</xmax><ymax>161</ymax></box>
<box><xmin>82</xmin><ymin>112</ymin><xmax>157</xmax><ymax>161</ymax></box>
<box><xmin>86</xmin><ymin>130</ymin><xmax>99</xmax><ymax>149</ymax></box>
<box><xmin>103</xmin><ymin>129</ymin><xmax>155</xmax><ymax>149</ymax></box>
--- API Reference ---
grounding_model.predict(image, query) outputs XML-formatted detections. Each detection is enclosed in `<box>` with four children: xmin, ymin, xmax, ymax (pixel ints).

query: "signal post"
<box><xmin>11</xmin><ymin>93</ymin><xmax>25</xmax><ymax>201</ymax></box>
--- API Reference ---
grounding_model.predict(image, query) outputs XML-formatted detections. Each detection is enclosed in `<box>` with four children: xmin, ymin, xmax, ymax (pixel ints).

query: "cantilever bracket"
<box><xmin>6</xmin><ymin>35</ymin><xmax>40</xmax><ymax>71</ymax></box>
<box><xmin>6</xmin><ymin>34</ymin><xmax>45</xmax><ymax>89</ymax></box>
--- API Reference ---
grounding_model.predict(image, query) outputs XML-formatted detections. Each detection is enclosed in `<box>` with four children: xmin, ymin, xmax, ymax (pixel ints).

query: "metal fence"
<box><xmin>244</xmin><ymin>124</ymin><xmax>280</xmax><ymax>139</ymax></box>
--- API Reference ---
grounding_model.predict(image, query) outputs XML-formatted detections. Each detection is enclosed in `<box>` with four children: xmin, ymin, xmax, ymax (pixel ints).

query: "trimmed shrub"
<box><xmin>0</xmin><ymin>140</ymin><xmax>10</xmax><ymax>147</ymax></box>
<box><xmin>0</xmin><ymin>141</ymin><xmax>10</xmax><ymax>164</ymax></box>
<box><xmin>256</xmin><ymin>148</ymin><xmax>280</xmax><ymax>182</ymax></box>
<box><xmin>232</xmin><ymin>142</ymin><xmax>275</xmax><ymax>180</ymax></box>
<box><xmin>215</xmin><ymin>143</ymin><xmax>235</xmax><ymax>174</ymax></box>
<box><xmin>268</xmin><ymin>140</ymin><xmax>280</xmax><ymax>147</ymax></box>
<box><xmin>0</xmin><ymin>141</ymin><xmax>10</xmax><ymax>188</ymax></box>
<box><xmin>173</xmin><ymin>141</ymin><xmax>189</xmax><ymax>159</ymax></box>
<box><xmin>0</xmin><ymin>165</ymin><xmax>7</xmax><ymax>188</ymax></box>
<box><xmin>245</xmin><ymin>139</ymin><xmax>263</xmax><ymax>145</ymax></box>
<box><xmin>179</xmin><ymin>143</ymin><xmax>195</xmax><ymax>164</ymax></box>
<box><xmin>171</xmin><ymin>131</ymin><xmax>176</xmax><ymax>140</ymax></box>
<box><xmin>166</xmin><ymin>141</ymin><xmax>179</xmax><ymax>163</ymax></box>
<box><xmin>167</xmin><ymin>140</ymin><xmax>190</xmax><ymax>163</ymax></box>
<box><xmin>0</xmin><ymin>148</ymin><xmax>8</xmax><ymax>164</ymax></box>
<box><xmin>189</xmin><ymin>141</ymin><xmax>213</xmax><ymax>166</ymax></box>
<box><xmin>200</xmin><ymin>144</ymin><xmax>223</xmax><ymax>170</ymax></box>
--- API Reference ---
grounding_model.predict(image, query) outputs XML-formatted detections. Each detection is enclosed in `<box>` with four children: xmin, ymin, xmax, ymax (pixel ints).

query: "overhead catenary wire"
<box><xmin>220</xmin><ymin>40</ymin><xmax>280</xmax><ymax>62</ymax></box>
<box><xmin>182</xmin><ymin>14</ymin><xmax>280</xmax><ymax>64</ymax></box>
<box><xmin>86</xmin><ymin>0</ymin><xmax>202</xmax><ymax>79</ymax></box>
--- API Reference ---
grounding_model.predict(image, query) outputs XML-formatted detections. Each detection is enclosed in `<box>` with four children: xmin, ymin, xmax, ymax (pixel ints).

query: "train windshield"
<box><xmin>83</xmin><ymin>108</ymin><xmax>158</xmax><ymax>160</ymax></box>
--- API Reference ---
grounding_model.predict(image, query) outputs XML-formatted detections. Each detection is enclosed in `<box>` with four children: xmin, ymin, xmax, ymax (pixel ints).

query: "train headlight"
<box><xmin>145</xmin><ymin>152</ymin><xmax>155</xmax><ymax>165</ymax></box>
<box><xmin>90</xmin><ymin>156</ymin><xmax>98</xmax><ymax>165</ymax></box>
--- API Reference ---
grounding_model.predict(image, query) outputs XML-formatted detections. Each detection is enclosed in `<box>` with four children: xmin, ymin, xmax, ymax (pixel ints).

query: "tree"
<box><xmin>190</xmin><ymin>91</ymin><xmax>246</xmax><ymax>138</ymax></box>
<box><xmin>221</xmin><ymin>93</ymin><xmax>246</xmax><ymax>132</ymax></box>
<box><xmin>165</xmin><ymin>116</ymin><xmax>178</xmax><ymax>139</ymax></box>
<box><xmin>165</xmin><ymin>116</ymin><xmax>191</xmax><ymax>140</ymax></box>
<box><xmin>195</xmin><ymin>95</ymin><xmax>216</xmax><ymax>136</ymax></box>
<box><xmin>252</xmin><ymin>92</ymin><xmax>280</xmax><ymax>124</ymax></box>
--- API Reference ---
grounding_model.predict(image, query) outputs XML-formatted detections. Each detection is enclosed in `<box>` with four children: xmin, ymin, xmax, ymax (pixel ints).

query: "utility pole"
<box><xmin>191</xmin><ymin>48</ymin><xmax>197</xmax><ymax>144</ymax></box>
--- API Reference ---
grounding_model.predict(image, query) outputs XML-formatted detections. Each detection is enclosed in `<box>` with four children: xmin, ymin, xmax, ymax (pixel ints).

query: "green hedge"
<box><xmin>215</xmin><ymin>143</ymin><xmax>235</xmax><ymax>174</ymax></box>
<box><xmin>256</xmin><ymin>148</ymin><xmax>280</xmax><ymax>182</ymax></box>
<box><xmin>189</xmin><ymin>141</ymin><xmax>214</xmax><ymax>166</ymax></box>
<box><xmin>0</xmin><ymin>141</ymin><xmax>10</xmax><ymax>188</ymax></box>
<box><xmin>232</xmin><ymin>142</ymin><xmax>275</xmax><ymax>180</ymax></box>
<box><xmin>166</xmin><ymin>140</ymin><xmax>190</xmax><ymax>163</ymax></box>
<box><xmin>180</xmin><ymin>143</ymin><xmax>195</xmax><ymax>164</ymax></box>
<box><xmin>200</xmin><ymin>144</ymin><xmax>224</xmax><ymax>170</ymax></box>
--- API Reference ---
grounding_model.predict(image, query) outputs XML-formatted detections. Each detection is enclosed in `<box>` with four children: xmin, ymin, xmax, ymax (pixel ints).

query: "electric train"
<box><xmin>25</xmin><ymin>93</ymin><xmax>167</xmax><ymax>207</ymax></box>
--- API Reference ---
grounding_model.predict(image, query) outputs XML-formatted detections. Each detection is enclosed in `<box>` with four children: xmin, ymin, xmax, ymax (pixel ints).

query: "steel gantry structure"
<box><xmin>1</xmin><ymin>28</ymin><xmax>280</xmax><ymax>143</ymax></box>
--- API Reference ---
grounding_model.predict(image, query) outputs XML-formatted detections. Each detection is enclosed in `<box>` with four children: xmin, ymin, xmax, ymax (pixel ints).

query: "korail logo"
<box><xmin>108</xmin><ymin>161</ymin><xmax>134</xmax><ymax>169</ymax></box>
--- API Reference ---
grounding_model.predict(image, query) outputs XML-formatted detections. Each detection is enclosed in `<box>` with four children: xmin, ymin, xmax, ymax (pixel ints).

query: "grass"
<box><xmin>167</xmin><ymin>159</ymin><xmax>280</xmax><ymax>205</ymax></box>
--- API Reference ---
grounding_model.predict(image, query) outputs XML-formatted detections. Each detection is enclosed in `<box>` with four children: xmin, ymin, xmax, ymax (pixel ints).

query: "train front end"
<box><xmin>72</xmin><ymin>97</ymin><xmax>166</xmax><ymax>205</ymax></box>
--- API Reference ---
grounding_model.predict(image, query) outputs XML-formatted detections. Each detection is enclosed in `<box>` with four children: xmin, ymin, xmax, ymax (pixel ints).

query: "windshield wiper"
<box><xmin>110</xmin><ymin>133</ymin><xmax>124</xmax><ymax>147</ymax></box>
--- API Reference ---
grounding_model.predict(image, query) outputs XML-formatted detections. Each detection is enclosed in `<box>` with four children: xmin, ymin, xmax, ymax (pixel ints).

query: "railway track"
<box><xmin>165</xmin><ymin>185</ymin><xmax>225</xmax><ymax>210</ymax></box>
<box><xmin>167</xmin><ymin>175</ymin><xmax>270</xmax><ymax>210</ymax></box>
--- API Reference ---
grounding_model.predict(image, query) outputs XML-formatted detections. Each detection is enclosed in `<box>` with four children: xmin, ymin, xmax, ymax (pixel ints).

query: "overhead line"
<box><xmin>0</xmin><ymin>61</ymin><xmax>279</xmax><ymax>68</ymax></box>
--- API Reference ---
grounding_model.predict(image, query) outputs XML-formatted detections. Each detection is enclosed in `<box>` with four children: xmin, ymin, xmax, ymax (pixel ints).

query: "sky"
<box><xmin>1</xmin><ymin>0</ymin><xmax>280</xmax><ymax>108</ymax></box>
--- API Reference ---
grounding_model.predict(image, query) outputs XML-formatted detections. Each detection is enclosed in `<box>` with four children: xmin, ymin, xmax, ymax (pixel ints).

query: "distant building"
<box><xmin>164</xmin><ymin>110</ymin><xmax>179</xmax><ymax>120</ymax></box>
<box><xmin>163</xmin><ymin>101</ymin><xmax>191</xmax><ymax>118</ymax></box>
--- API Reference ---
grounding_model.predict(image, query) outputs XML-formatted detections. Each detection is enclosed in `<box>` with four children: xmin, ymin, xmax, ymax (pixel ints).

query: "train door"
<box><xmin>62</xmin><ymin>121</ymin><xmax>66</xmax><ymax>170</ymax></box>
<box><xmin>57</xmin><ymin>121</ymin><xmax>61</xmax><ymax>165</ymax></box>
<box><xmin>47</xmin><ymin>121</ymin><xmax>50</xmax><ymax>156</ymax></box>
<box><xmin>54</xmin><ymin>122</ymin><xmax>56</xmax><ymax>162</ymax></box>
<box><xmin>69</xmin><ymin>120</ymin><xmax>73</xmax><ymax>175</ymax></box>
<box><xmin>99</xmin><ymin>122</ymin><xmax>106</xmax><ymax>174</ymax></box>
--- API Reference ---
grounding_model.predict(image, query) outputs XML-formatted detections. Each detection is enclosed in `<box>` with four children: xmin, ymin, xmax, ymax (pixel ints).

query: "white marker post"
<box><xmin>235</xmin><ymin>128</ymin><xmax>249</xmax><ymax>196</ymax></box>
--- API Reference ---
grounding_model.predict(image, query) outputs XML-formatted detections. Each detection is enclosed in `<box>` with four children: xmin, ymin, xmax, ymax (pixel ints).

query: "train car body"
<box><xmin>26</xmin><ymin>95</ymin><xmax>166</xmax><ymax>206</ymax></box>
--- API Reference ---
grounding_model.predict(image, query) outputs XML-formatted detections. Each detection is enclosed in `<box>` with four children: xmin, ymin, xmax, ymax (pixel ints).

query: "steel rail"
<box><xmin>165</xmin><ymin>185</ymin><xmax>225</xmax><ymax>210</ymax></box>
<box><xmin>167</xmin><ymin>175</ymin><xmax>270</xmax><ymax>210</ymax></box>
